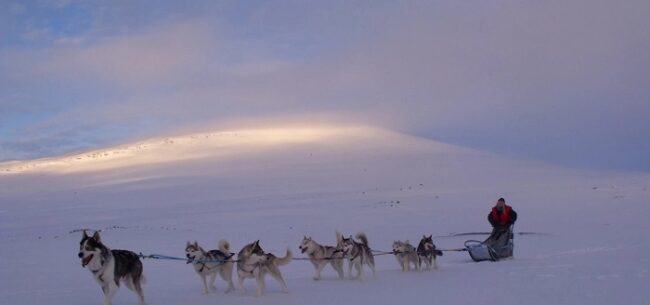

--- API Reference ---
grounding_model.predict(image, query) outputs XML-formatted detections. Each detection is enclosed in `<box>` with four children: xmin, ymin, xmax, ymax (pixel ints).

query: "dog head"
<box><xmin>340</xmin><ymin>235</ymin><xmax>355</xmax><ymax>254</ymax></box>
<box><xmin>239</xmin><ymin>240</ymin><xmax>267</xmax><ymax>264</ymax></box>
<box><xmin>419</xmin><ymin>235</ymin><xmax>434</xmax><ymax>250</ymax></box>
<box><xmin>78</xmin><ymin>230</ymin><xmax>105</xmax><ymax>269</ymax></box>
<box><xmin>392</xmin><ymin>240</ymin><xmax>404</xmax><ymax>253</ymax></box>
<box><xmin>185</xmin><ymin>241</ymin><xmax>204</xmax><ymax>264</ymax></box>
<box><xmin>299</xmin><ymin>236</ymin><xmax>315</xmax><ymax>254</ymax></box>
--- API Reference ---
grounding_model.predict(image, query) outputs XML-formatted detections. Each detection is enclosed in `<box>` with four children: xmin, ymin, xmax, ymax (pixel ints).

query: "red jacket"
<box><xmin>488</xmin><ymin>205</ymin><xmax>517</xmax><ymax>228</ymax></box>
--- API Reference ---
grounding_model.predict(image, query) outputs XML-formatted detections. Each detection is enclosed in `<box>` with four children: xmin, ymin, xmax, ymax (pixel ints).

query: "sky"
<box><xmin>1</xmin><ymin>0</ymin><xmax>649</xmax><ymax>171</ymax></box>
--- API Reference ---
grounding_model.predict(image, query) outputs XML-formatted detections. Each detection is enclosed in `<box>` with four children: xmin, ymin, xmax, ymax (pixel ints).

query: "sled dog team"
<box><xmin>78</xmin><ymin>230</ymin><xmax>443</xmax><ymax>305</ymax></box>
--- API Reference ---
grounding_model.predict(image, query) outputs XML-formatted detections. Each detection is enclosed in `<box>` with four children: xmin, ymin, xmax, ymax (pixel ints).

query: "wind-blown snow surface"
<box><xmin>0</xmin><ymin>125</ymin><xmax>648</xmax><ymax>305</ymax></box>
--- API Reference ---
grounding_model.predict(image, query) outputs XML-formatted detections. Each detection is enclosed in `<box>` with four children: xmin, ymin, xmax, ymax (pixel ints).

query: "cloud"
<box><xmin>1</xmin><ymin>0</ymin><xmax>649</xmax><ymax>170</ymax></box>
<box><xmin>3</xmin><ymin>21</ymin><xmax>218</xmax><ymax>88</ymax></box>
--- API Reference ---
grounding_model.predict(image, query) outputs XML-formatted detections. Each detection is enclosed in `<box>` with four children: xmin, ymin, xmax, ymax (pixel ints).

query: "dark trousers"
<box><xmin>483</xmin><ymin>226</ymin><xmax>513</xmax><ymax>259</ymax></box>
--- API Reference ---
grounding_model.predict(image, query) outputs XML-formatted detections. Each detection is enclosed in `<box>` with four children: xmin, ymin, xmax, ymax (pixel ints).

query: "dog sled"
<box><xmin>464</xmin><ymin>226</ymin><xmax>514</xmax><ymax>262</ymax></box>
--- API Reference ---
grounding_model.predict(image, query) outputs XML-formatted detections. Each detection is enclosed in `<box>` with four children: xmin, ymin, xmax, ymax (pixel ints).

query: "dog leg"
<box><xmin>314</xmin><ymin>261</ymin><xmax>327</xmax><ymax>281</ymax></box>
<box><xmin>221</xmin><ymin>265</ymin><xmax>235</xmax><ymax>293</ymax></box>
<box><xmin>124</xmin><ymin>277</ymin><xmax>146</xmax><ymax>305</ymax></box>
<box><xmin>269</xmin><ymin>267</ymin><xmax>289</xmax><ymax>293</ymax></box>
<box><xmin>354</xmin><ymin>262</ymin><xmax>363</xmax><ymax>280</ymax></box>
<box><xmin>103</xmin><ymin>281</ymin><xmax>118</xmax><ymax>305</ymax></box>
<box><xmin>255</xmin><ymin>273</ymin><xmax>265</xmax><ymax>297</ymax></box>
<box><xmin>271</xmin><ymin>273</ymin><xmax>289</xmax><ymax>293</ymax></box>
<box><xmin>134</xmin><ymin>280</ymin><xmax>146</xmax><ymax>305</ymax></box>
<box><xmin>208</xmin><ymin>273</ymin><xmax>217</xmax><ymax>292</ymax></box>
<box><xmin>310</xmin><ymin>260</ymin><xmax>320</xmax><ymax>280</ymax></box>
<box><xmin>332</xmin><ymin>260</ymin><xmax>344</xmax><ymax>279</ymax></box>
<box><xmin>238</xmin><ymin>275</ymin><xmax>247</xmax><ymax>295</ymax></box>
<box><xmin>347</xmin><ymin>260</ymin><xmax>354</xmax><ymax>279</ymax></box>
<box><xmin>200</xmin><ymin>274</ymin><xmax>209</xmax><ymax>294</ymax></box>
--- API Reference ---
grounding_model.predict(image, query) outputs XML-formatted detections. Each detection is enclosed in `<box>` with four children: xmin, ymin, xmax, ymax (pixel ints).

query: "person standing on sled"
<box><xmin>484</xmin><ymin>198</ymin><xmax>517</xmax><ymax>259</ymax></box>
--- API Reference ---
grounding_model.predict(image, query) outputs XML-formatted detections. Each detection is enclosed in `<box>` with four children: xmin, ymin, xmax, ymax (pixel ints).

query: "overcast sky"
<box><xmin>1</xmin><ymin>0</ymin><xmax>649</xmax><ymax>171</ymax></box>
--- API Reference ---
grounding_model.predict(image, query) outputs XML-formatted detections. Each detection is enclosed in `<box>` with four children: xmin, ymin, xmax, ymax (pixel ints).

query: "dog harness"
<box><xmin>238</xmin><ymin>262</ymin><xmax>260</xmax><ymax>275</ymax></box>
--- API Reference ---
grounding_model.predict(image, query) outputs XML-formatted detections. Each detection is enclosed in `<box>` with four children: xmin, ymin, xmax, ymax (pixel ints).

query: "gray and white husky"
<box><xmin>299</xmin><ymin>235</ymin><xmax>345</xmax><ymax>280</ymax></box>
<box><xmin>392</xmin><ymin>240</ymin><xmax>420</xmax><ymax>271</ymax></box>
<box><xmin>338</xmin><ymin>232</ymin><xmax>376</xmax><ymax>280</ymax></box>
<box><xmin>417</xmin><ymin>235</ymin><xmax>443</xmax><ymax>270</ymax></box>
<box><xmin>185</xmin><ymin>240</ymin><xmax>235</xmax><ymax>294</ymax></box>
<box><xmin>78</xmin><ymin>230</ymin><xmax>145</xmax><ymax>305</ymax></box>
<box><xmin>237</xmin><ymin>240</ymin><xmax>292</xmax><ymax>297</ymax></box>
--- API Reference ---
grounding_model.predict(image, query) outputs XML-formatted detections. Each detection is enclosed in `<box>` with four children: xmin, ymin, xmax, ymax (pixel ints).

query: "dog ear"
<box><xmin>193</xmin><ymin>241</ymin><xmax>198</xmax><ymax>247</ymax></box>
<box><xmin>428</xmin><ymin>235</ymin><xmax>433</xmax><ymax>239</ymax></box>
<box><xmin>92</xmin><ymin>231</ymin><xmax>101</xmax><ymax>242</ymax></box>
<box><xmin>82</xmin><ymin>230</ymin><xmax>89</xmax><ymax>239</ymax></box>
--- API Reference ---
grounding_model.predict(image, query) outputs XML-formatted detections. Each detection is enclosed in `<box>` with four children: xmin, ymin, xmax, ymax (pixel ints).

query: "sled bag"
<box><xmin>464</xmin><ymin>240</ymin><xmax>497</xmax><ymax>262</ymax></box>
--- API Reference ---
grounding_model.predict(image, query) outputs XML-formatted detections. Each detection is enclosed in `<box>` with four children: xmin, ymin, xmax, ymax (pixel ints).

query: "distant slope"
<box><xmin>0</xmin><ymin>123</ymin><xmax>572</xmax><ymax>196</ymax></box>
<box><xmin>0</xmin><ymin>125</ymin><xmax>462</xmax><ymax>175</ymax></box>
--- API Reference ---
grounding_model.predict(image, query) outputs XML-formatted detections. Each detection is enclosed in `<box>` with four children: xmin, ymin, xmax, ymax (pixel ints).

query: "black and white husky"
<box><xmin>417</xmin><ymin>235</ymin><xmax>443</xmax><ymax>270</ymax></box>
<box><xmin>392</xmin><ymin>240</ymin><xmax>420</xmax><ymax>271</ymax></box>
<box><xmin>78</xmin><ymin>230</ymin><xmax>145</xmax><ymax>305</ymax></box>
<box><xmin>338</xmin><ymin>232</ymin><xmax>376</xmax><ymax>280</ymax></box>
<box><xmin>185</xmin><ymin>240</ymin><xmax>235</xmax><ymax>294</ymax></box>
<box><xmin>299</xmin><ymin>235</ymin><xmax>345</xmax><ymax>280</ymax></box>
<box><xmin>237</xmin><ymin>240</ymin><xmax>292</xmax><ymax>297</ymax></box>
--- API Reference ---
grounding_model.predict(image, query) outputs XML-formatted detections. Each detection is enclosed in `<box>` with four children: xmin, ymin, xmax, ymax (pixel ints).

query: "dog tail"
<box><xmin>275</xmin><ymin>248</ymin><xmax>293</xmax><ymax>266</ymax></box>
<box><xmin>356</xmin><ymin>232</ymin><xmax>369</xmax><ymax>247</ymax></box>
<box><xmin>218</xmin><ymin>239</ymin><xmax>230</xmax><ymax>254</ymax></box>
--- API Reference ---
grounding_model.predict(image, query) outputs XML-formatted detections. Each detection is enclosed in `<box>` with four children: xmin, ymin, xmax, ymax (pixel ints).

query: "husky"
<box><xmin>338</xmin><ymin>232</ymin><xmax>376</xmax><ymax>280</ymax></box>
<box><xmin>185</xmin><ymin>240</ymin><xmax>235</xmax><ymax>294</ymax></box>
<box><xmin>299</xmin><ymin>235</ymin><xmax>345</xmax><ymax>280</ymax></box>
<box><xmin>237</xmin><ymin>240</ymin><xmax>292</xmax><ymax>297</ymax></box>
<box><xmin>78</xmin><ymin>230</ymin><xmax>145</xmax><ymax>305</ymax></box>
<box><xmin>417</xmin><ymin>235</ymin><xmax>443</xmax><ymax>270</ymax></box>
<box><xmin>392</xmin><ymin>240</ymin><xmax>420</xmax><ymax>271</ymax></box>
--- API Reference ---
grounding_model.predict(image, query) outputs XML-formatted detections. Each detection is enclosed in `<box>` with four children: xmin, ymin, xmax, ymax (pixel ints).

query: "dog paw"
<box><xmin>313</xmin><ymin>276</ymin><xmax>321</xmax><ymax>281</ymax></box>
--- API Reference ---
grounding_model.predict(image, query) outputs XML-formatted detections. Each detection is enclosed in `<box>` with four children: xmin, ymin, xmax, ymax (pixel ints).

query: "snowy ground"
<box><xmin>0</xmin><ymin>125</ymin><xmax>648</xmax><ymax>305</ymax></box>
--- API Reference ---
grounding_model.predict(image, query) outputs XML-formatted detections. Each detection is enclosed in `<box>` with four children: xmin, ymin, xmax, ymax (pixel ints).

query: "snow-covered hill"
<box><xmin>0</xmin><ymin>124</ymin><xmax>648</xmax><ymax>305</ymax></box>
